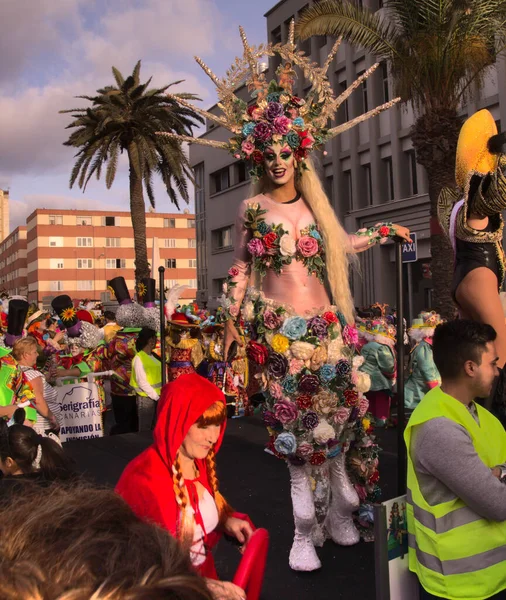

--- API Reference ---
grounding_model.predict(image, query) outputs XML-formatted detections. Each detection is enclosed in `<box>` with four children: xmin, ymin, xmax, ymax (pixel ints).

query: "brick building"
<box><xmin>0</xmin><ymin>209</ymin><xmax>197</xmax><ymax>306</ymax></box>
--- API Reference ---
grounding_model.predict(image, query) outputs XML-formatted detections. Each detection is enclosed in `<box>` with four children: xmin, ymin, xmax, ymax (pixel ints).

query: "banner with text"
<box><xmin>57</xmin><ymin>382</ymin><xmax>103</xmax><ymax>442</ymax></box>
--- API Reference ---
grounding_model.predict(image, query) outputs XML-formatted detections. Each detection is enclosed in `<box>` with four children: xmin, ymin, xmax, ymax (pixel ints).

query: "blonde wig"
<box><xmin>250</xmin><ymin>157</ymin><xmax>357</xmax><ymax>323</ymax></box>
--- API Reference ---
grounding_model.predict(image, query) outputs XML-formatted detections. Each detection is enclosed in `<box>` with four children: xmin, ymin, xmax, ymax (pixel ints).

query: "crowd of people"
<box><xmin>2</xmin><ymin>23</ymin><xmax>506</xmax><ymax>600</ymax></box>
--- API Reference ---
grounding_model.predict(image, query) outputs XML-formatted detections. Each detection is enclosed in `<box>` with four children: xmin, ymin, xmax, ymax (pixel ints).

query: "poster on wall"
<box><xmin>374</xmin><ymin>494</ymin><xmax>419</xmax><ymax>600</ymax></box>
<box><xmin>57</xmin><ymin>381</ymin><xmax>103</xmax><ymax>442</ymax></box>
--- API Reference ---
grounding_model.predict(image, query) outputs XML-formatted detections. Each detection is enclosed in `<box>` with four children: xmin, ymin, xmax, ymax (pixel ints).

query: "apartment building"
<box><xmin>0</xmin><ymin>226</ymin><xmax>28</xmax><ymax>297</ymax></box>
<box><xmin>191</xmin><ymin>0</ymin><xmax>506</xmax><ymax>319</ymax></box>
<box><xmin>0</xmin><ymin>190</ymin><xmax>10</xmax><ymax>243</ymax></box>
<box><xmin>0</xmin><ymin>208</ymin><xmax>197</xmax><ymax>305</ymax></box>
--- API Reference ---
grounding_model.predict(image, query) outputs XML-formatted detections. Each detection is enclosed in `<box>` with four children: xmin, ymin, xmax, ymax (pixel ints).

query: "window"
<box><xmin>102</xmin><ymin>216</ymin><xmax>117</xmax><ymax>226</ymax></box>
<box><xmin>381</xmin><ymin>62</ymin><xmax>389</xmax><ymax>102</ymax></box>
<box><xmin>167</xmin><ymin>279</ymin><xmax>178</xmax><ymax>288</ymax></box>
<box><xmin>189</xmin><ymin>259</ymin><xmax>197</xmax><ymax>268</ymax></box>
<box><xmin>49</xmin><ymin>215</ymin><xmax>63</xmax><ymax>226</ymax></box>
<box><xmin>164</xmin><ymin>218</ymin><xmax>175</xmax><ymax>228</ymax></box>
<box><xmin>187</xmin><ymin>219</ymin><xmax>196</xmax><ymax>228</ymax></box>
<box><xmin>194</xmin><ymin>163</ymin><xmax>205</xmax><ymax>214</ymax></box>
<box><xmin>343</xmin><ymin>170</ymin><xmax>353</xmax><ymax>212</ymax></box>
<box><xmin>234</xmin><ymin>162</ymin><xmax>248</xmax><ymax>185</ymax></box>
<box><xmin>165</xmin><ymin>239</ymin><xmax>176</xmax><ymax>248</ymax></box>
<box><xmin>213</xmin><ymin>278</ymin><xmax>226</xmax><ymax>296</ymax></box>
<box><xmin>324</xmin><ymin>176</ymin><xmax>334</xmax><ymax>202</ymax></box>
<box><xmin>212</xmin><ymin>226</ymin><xmax>232</xmax><ymax>251</ymax></box>
<box><xmin>77</xmin><ymin>237</ymin><xmax>93</xmax><ymax>247</ymax></box>
<box><xmin>189</xmin><ymin>279</ymin><xmax>197</xmax><ymax>288</ymax></box>
<box><xmin>407</xmin><ymin>149</ymin><xmax>418</xmax><ymax>195</ymax></box>
<box><xmin>50</xmin><ymin>281</ymin><xmax>63</xmax><ymax>292</ymax></box>
<box><xmin>106</xmin><ymin>237</ymin><xmax>121</xmax><ymax>247</ymax></box>
<box><xmin>210</xmin><ymin>167</ymin><xmax>230</xmax><ymax>194</ymax></box>
<box><xmin>77</xmin><ymin>259</ymin><xmax>93</xmax><ymax>269</ymax></box>
<box><xmin>49</xmin><ymin>236</ymin><xmax>63</xmax><ymax>247</ymax></box>
<box><xmin>77</xmin><ymin>216</ymin><xmax>92</xmax><ymax>226</ymax></box>
<box><xmin>77</xmin><ymin>280</ymin><xmax>93</xmax><ymax>291</ymax></box>
<box><xmin>338</xmin><ymin>80</ymin><xmax>349</xmax><ymax>123</ymax></box>
<box><xmin>50</xmin><ymin>259</ymin><xmax>64</xmax><ymax>270</ymax></box>
<box><xmin>106</xmin><ymin>258</ymin><xmax>126</xmax><ymax>269</ymax></box>
<box><xmin>165</xmin><ymin>259</ymin><xmax>176</xmax><ymax>269</ymax></box>
<box><xmin>384</xmin><ymin>157</ymin><xmax>395</xmax><ymax>200</ymax></box>
<box><xmin>188</xmin><ymin>238</ymin><xmax>197</xmax><ymax>249</ymax></box>
<box><xmin>362</xmin><ymin>164</ymin><xmax>373</xmax><ymax>206</ymax></box>
<box><xmin>357</xmin><ymin>70</ymin><xmax>368</xmax><ymax>112</ymax></box>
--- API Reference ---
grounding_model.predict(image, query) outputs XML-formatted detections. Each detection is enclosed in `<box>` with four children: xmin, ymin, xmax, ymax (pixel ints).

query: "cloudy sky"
<box><xmin>1</xmin><ymin>0</ymin><xmax>275</xmax><ymax>231</ymax></box>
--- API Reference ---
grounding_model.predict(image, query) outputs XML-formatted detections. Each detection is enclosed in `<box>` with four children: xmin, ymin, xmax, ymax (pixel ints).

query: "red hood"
<box><xmin>153</xmin><ymin>373</ymin><xmax>227</xmax><ymax>470</ymax></box>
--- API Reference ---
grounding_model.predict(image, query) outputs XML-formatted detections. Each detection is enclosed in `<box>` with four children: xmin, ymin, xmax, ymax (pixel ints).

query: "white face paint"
<box><xmin>263</xmin><ymin>143</ymin><xmax>296</xmax><ymax>186</ymax></box>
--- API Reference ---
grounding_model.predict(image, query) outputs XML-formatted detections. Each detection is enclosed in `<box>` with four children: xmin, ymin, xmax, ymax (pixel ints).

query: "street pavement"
<box><xmin>66</xmin><ymin>416</ymin><xmax>399</xmax><ymax>600</ymax></box>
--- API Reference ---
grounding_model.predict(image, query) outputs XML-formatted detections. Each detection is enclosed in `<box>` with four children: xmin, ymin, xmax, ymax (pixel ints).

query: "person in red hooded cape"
<box><xmin>116</xmin><ymin>373</ymin><xmax>253</xmax><ymax>600</ymax></box>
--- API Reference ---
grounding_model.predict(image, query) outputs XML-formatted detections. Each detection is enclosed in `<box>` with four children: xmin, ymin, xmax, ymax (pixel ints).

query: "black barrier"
<box><xmin>396</xmin><ymin>240</ymin><xmax>406</xmax><ymax>494</ymax></box>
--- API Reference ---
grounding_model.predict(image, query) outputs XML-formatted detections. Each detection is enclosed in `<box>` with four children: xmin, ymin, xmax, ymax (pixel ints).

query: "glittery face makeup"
<box><xmin>264</xmin><ymin>143</ymin><xmax>295</xmax><ymax>186</ymax></box>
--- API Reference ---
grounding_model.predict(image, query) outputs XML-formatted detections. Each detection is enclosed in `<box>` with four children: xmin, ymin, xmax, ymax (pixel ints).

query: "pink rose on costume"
<box><xmin>228</xmin><ymin>266</ymin><xmax>239</xmax><ymax>277</ymax></box>
<box><xmin>342</xmin><ymin>325</ymin><xmax>359</xmax><ymax>347</ymax></box>
<box><xmin>273</xmin><ymin>116</ymin><xmax>291</xmax><ymax>135</ymax></box>
<box><xmin>297</xmin><ymin>235</ymin><xmax>319</xmax><ymax>257</ymax></box>
<box><xmin>241</xmin><ymin>141</ymin><xmax>255</xmax><ymax>156</ymax></box>
<box><xmin>358</xmin><ymin>397</ymin><xmax>369</xmax><ymax>418</ymax></box>
<box><xmin>263</xmin><ymin>310</ymin><xmax>282</xmax><ymax>330</ymax></box>
<box><xmin>247</xmin><ymin>238</ymin><xmax>265</xmax><ymax>257</ymax></box>
<box><xmin>273</xmin><ymin>398</ymin><xmax>299</xmax><ymax>425</ymax></box>
<box><xmin>269</xmin><ymin>381</ymin><xmax>283</xmax><ymax>400</ymax></box>
<box><xmin>296</xmin><ymin>442</ymin><xmax>314</xmax><ymax>458</ymax></box>
<box><xmin>289</xmin><ymin>358</ymin><xmax>304</xmax><ymax>375</ymax></box>
<box><xmin>229</xmin><ymin>304</ymin><xmax>240</xmax><ymax>318</ymax></box>
<box><xmin>334</xmin><ymin>406</ymin><xmax>351</xmax><ymax>425</ymax></box>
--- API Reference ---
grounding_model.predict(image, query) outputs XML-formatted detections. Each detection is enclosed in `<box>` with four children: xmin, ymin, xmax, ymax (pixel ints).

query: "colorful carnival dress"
<box><xmin>221</xmin><ymin>195</ymin><xmax>394</xmax><ymax>567</ymax></box>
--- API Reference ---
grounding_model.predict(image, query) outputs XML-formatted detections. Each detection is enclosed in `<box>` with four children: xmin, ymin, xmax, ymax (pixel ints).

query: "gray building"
<box><xmin>191</xmin><ymin>0</ymin><xmax>506</xmax><ymax>319</ymax></box>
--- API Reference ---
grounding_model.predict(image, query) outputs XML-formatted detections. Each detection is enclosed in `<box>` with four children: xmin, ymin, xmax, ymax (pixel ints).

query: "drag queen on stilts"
<box><xmin>161</xmin><ymin>23</ymin><xmax>411</xmax><ymax>571</ymax></box>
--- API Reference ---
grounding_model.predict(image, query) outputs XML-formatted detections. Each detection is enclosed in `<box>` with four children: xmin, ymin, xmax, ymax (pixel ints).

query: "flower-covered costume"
<box><xmin>405</xmin><ymin>312</ymin><xmax>442</xmax><ymax>411</ymax></box>
<box><xmin>166</xmin><ymin>311</ymin><xmax>204</xmax><ymax>382</ymax></box>
<box><xmin>223</xmin><ymin>194</ymin><xmax>395</xmax><ymax>567</ymax></box>
<box><xmin>163</xmin><ymin>20</ymin><xmax>401</xmax><ymax>571</ymax></box>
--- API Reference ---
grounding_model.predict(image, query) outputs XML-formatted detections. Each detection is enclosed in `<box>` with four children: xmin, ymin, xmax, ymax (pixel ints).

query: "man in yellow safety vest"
<box><xmin>405</xmin><ymin>319</ymin><xmax>506</xmax><ymax>600</ymax></box>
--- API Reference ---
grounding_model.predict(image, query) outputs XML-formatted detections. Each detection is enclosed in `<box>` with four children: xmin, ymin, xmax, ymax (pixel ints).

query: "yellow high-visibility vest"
<box><xmin>130</xmin><ymin>351</ymin><xmax>162</xmax><ymax>397</ymax></box>
<box><xmin>405</xmin><ymin>386</ymin><xmax>506</xmax><ymax>600</ymax></box>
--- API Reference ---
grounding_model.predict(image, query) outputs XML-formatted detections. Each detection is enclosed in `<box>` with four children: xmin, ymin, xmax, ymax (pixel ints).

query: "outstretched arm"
<box><xmin>348</xmin><ymin>223</ymin><xmax>412</xmax><ymax>253</ymax></box>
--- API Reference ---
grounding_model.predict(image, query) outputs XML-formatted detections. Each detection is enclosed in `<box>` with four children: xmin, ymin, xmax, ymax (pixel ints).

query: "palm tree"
<box><xmin>60</xmin><ymin>61</ymin><xmax>203</xmax><ymax>284</ymax></box>
<box><xmin>296</xmin><ymin>0</ymin><xmax>506</xmax><ymax>317</ymax></box>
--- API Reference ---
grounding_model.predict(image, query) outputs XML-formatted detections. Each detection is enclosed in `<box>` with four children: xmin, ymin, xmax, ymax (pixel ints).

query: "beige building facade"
<box><xmin>0</xmin><ymin>208</ymin><xmax>197</xmax><ymax>305</ymax></box>
<box><xmin>192</xmin><ymin>0</ymin><xmax>506</xmax><ymax>319</ymax></box>
<box><xmin>0</xmin><ymin>190</ymin><xmax>10</xmax><ymax>243</ymax></box>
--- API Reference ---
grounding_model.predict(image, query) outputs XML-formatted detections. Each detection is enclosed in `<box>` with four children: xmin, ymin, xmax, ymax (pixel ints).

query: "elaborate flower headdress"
<box><xmin>158</xmin><ymin>21</ymin><xmax>400</xmax><ymax>179</ymax></box>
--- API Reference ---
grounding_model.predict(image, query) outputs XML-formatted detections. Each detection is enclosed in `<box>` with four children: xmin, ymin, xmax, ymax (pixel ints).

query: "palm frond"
<box><xmin>112</xmin><ymin>66</ymin><xmax>125</xmax><ymax>88</ymax></box>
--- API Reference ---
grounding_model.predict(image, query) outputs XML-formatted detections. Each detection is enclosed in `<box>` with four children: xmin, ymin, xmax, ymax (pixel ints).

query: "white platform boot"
<box><xmin>324</xmin><ymin>452</ymin><xmax>360</xmax><ymax>546</ymax></box>
<box><xmin>287</xmin><ymin>463</ymin><xmax>322</xmax><ymax>571</ymax></box>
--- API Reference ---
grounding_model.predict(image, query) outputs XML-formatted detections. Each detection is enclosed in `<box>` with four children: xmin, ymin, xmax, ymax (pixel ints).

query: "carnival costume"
<box><xmin>405</xmin><ymin>312</ymin><xmax>442</xmax><ymax>411</ymax></box>
<box><xmin>137</xmin><ymin>278</ymin><xmax>160</xmax><ymax>332</ymax></box>
<box><xmin>359</xmin><ymin>317</ymin><xmax>396</xmax><ymax>426</ymax></box>
<box><xmin>163</xmin><ymin>22</ymin><xmax>400</xmax><ymax>570</ymax></box>
<box><xmin>165</xmin><ymin>311</ymin><xmax>204</xmax><ymax>382</ymax></box>
<box><xmin>0</xmin><ymin>299</ymin><xmax>37</xmax><ymax>422</ymax></box>
<box><xmin>438</xmin><ymin>110</ymin><xmax>506</xmax><ymax>301</ymax></box>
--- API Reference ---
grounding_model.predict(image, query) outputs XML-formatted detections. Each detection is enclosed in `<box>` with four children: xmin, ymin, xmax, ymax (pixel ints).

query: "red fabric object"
<box><xmin>233</xmin><ymin>528</ymin><xmax>269</xmax><ymax>600</ymax></box>
<box><xmin>115</xmin><ymin>374</ymin><xmax>228</xmax><ymax>574</ymax></box>
<box><xmin>427</xmin><ymin>380</ymin><xmax>439</xmax><ymax>390</ymax></box>
<box><xmin>366</xmin><ymin>390</ymin><xmax>391</xmax><ymax>421</ymax></box>
<box><xmin>0</xmin><ymin>312</ymin><xmax>7</xmax><ymax>328</ymax></box>
<box><xmin>76</xmin><ymin>309</ymin><xmax>94</xmax><ymax>323</ymax></box>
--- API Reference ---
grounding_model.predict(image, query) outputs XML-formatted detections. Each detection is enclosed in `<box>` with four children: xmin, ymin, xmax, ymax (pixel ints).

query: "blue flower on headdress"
<box><xmin>286</xmin><ymin>131</ymin><xmax>300</xmax><ymax>149</ymax></box>
<box><xmin>281</xmin><ymin>316</ymin><xmax>308</xmax><ymax>340</ymax></box>
<box><xmin>267</xmin><ymin>92</ymin><xmax>281</xmax><ymax>103</ymax></box>
<box><xmin>293</xmin><ymin>117</ymin><xmax>305</xmax><ymax>127</ymax></box>
<box><xmin>274</xmin><ymin>432</ymin><xmax>297</xmax><ymax>455</ymax></box>
<box><xmin>242</xmin><ymin>122</ymin><xmax>256</xmax><ymax>136</ymax></box>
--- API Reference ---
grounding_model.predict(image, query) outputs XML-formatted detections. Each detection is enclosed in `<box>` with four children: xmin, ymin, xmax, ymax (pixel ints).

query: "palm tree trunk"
<box><xmin>411</xmin><ymin>109</ymin><xmax>463</xmax><ymax>319</ymax></box>
<box><xmin>127</xmin><ymin>144</ymin><xmax>150</xmax><ymax>285</ymax></box>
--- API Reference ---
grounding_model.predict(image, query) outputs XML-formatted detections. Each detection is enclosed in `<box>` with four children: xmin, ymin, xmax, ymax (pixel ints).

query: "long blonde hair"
<box><xmin>250</xmin><ymin>157</ymin><xmax>356</xmax><ymax>323</ymax></box>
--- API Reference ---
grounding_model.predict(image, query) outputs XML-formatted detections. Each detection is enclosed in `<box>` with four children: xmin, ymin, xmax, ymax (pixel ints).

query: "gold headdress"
<box><xmin>158</xmin><ymin>21</ymin><xmax>400</xmax><ymax>178</ymax></box>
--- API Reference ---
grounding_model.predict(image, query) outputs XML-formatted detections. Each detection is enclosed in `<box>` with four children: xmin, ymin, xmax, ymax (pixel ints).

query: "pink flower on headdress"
<box><xmin>273</xmin><ymin>116</ymin><xmax>291</xmax><ymax>135</ymax></box>
<box><xmin>253</xmin><ymin>122</ymin><xmax>273</xmax><ymax>142</ymax></box>
<box><xmin>241</xmin><ymin>140</ymin><xmax>255</xmax><ymax>156</ymax></box>
<box><xmin>297</xmin><ymin>236</ymin><xmax>319</xmax><ymax>257</ymax></box>
<box><xmin>287</xmin><ymin>107</ymin><xmax>299</xmax><ymax>120</ymax></box>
